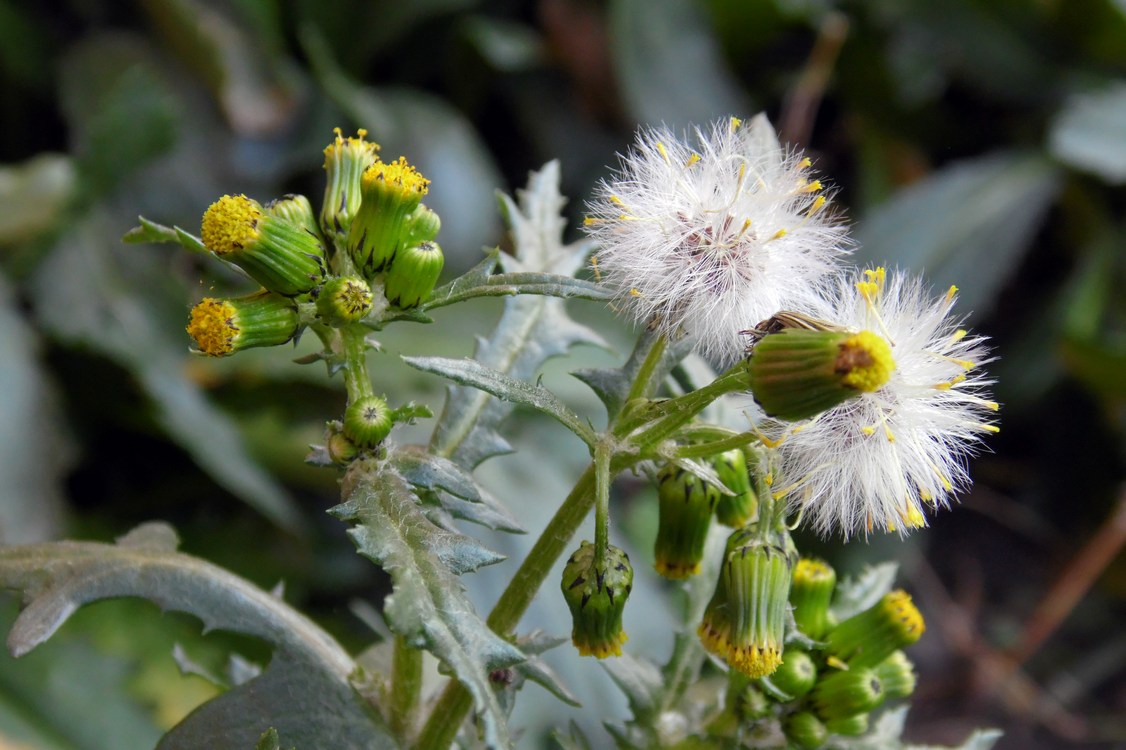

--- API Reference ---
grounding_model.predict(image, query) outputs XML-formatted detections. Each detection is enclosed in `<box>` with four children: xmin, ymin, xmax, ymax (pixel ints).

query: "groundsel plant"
<box><xmin>0</xmin><ymin>117</ymin><xmax>1002</xmax><ymax>750</ymax></box>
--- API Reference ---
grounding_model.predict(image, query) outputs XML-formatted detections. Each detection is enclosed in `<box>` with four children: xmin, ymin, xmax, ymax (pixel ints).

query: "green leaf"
<box><xmin>122</xmin><ymin>216</ymin><xmax>210</xmax><ymax>256</ymax></box>
<box><xmin>1049</xmin><ymin>82</ymin><xmax>1126</xmax><ymax>184</ymax></box>
<box><xmin>829</xmin><ymin>562</ymin><xmax>899</xmax><ymax>623</ymax></box>
<box><xmin>332</xmin><ymin>463</ymin><xmax>523</xmax><ymax>749</ymax></box>
<box><xmin>572</xmin><ymin>331</ymin><xmax>696</xmax><ymax>422</ymax></box>
<box><xmin>0</xmin><ymin>597</ymin><xmax>163</xmax><ymax>750</ymax></box>
<box><xmin>854</xmin><ymin>153</ymin><xmax>1060</xmax><ymax>315</ymax></box>
<box><xmin>510</xmin><ymin>630</ymin><xmax>579</xmax><ymax>708</ymax></box>
<box><xmin>31</xmin><ymin>210</ymin><xmax>302</xmax><ymax>532</ymax></box>
<box><xmin>430</xmin><ymin>161</ymin><xmax>607</xmax><ymax>467</ymax></box>
<box><xmin>609</xmin><ymin>0</ymin><xmax>751</xmax><ymax>128</ymax></box>
<box><xmin>405</xmin><ymin>356</ymin><xmax>597</xmax><ymax>448</ymax></box>
<box><xmin>423</xmin><ymin>270</ymin><xmax>613</xmax><ymax>311</ymax></box>
<box><xmin>0</xmin><ymin>523</ymin><xmax>393</xmax><ymax>749</ymax></box>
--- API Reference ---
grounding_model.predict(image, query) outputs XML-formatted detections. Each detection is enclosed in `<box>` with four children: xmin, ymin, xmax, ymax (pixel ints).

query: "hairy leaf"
<box><xmin>404</xmin><ymin>356</ymin><xmax>597</xmax><ymax>447</ymax></box>
<box><xmin>829</xmin><ymin>706</ymin><xmax>1002</xmax><ymax>750</ymax></box>
<box><xmin>333</xmin><ymin>462</ymin><xmax>524</xmax><ymax>749</ymax></box>
<box><xmin>0</xmin><ymin>523</ymin><xmax>393</xmax><ymax>748</ymax></box>
<box><xmin>429</xmin><ymin>161</ymin><xmax>606</xmax><ymax>468</ymax></box>
<box><xmin>1049</xmin><ymin>82</ymin><xmax>1126</xmax><ymax>184</ymax></box>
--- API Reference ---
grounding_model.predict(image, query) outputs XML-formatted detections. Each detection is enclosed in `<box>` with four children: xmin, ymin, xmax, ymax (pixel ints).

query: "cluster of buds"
<box><xmin>769</xmin><ymin>559</ymin><xmax>923</xmax><ymax>748</ymax></box>
<box><xmin>186</xmin><ymin>129</ymin><xmax>444</xmax><ymax>359</ymax></box>
<box><xmin>652</xmin><ymin>450</ymin><xmax>758</xmax><ymax>580</ymax></box>
<box><xmin>183</xmin><ymin>129</ymin><xmax>445</xmax><ymax>461</ymax></box>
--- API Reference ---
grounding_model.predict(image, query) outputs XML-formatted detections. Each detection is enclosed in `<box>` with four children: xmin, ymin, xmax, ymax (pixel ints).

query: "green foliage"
<box><xmin>332</xmin><ymin>463</ymin><xmax>521</xmax><ymax>748</ymax></box>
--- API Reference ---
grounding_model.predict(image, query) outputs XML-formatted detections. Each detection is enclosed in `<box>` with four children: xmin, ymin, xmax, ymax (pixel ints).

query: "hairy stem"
<box><xmin>341</xmin><ymin>325</ymin><xmax>375</xmax><ymax>403</ymax></box>
<box><xmin>593</xmin><ymin>440</ymin><xmax>612</xmax><ymax>567</ymax></box>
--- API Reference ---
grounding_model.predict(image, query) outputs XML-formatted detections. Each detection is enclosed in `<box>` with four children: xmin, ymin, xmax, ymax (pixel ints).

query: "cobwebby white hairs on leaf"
<box><xmin>759</xmin><ymin>267</ymin><xmax>999</xmax><ymax>539</ymax></box>
<box><xmin>583</xmin><ymin>114</ymin><xmax>850</xmax><ymax>366</ymax></box>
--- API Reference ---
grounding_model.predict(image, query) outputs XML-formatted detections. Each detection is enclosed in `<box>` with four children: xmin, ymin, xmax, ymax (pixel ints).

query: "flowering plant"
<box><xmin>0</xmin><ymin>118</ymin><xmax>1003</xmax><ymax>750</ymax></box>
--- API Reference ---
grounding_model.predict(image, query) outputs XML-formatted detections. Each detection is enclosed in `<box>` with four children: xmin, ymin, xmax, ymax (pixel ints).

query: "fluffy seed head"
<box><xmin>759</xmin><ymin>267</ymin><xmax>999</xmax><ymax>538</ymax></box>
<box><xmin>584</xmin><ymin>114</ymin><xmax>849</xmax><ymax>365</ymax></box>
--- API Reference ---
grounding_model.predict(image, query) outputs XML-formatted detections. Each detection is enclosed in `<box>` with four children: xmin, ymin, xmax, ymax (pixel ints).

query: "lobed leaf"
<box><xmin>0</xmin><ymin>522</ymin><xmax>392</xmax><ymax>749</ymax></box>
<box><xmin>829</xmin><ymin>562</ymin><xmax>899</xmax><ymax>623</ymax></box>
<box><xmin>332</xmin><ymin>462</ymin><xmax>524</xmax><ymax>749</ymax></box>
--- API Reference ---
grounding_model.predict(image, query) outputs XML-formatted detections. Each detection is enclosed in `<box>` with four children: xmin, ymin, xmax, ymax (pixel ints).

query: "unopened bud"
<box><xmin>770</xmin><ymin>648</ymin><xmax>817</xmax><ymax>698</ymax></box>
<box><xmin>790</xmin><ymin>558</ymin><xmax>837</xmax><ymax>639</ymax></box>
<box><xmin>783</xmin><ymin>711</ymin><xmax>828</xmax><ymax>750</ymax></box>
<box><xmin>748</xmin><ymin>329</ymin><xmax>895</xmax><ymax>421</ymax></box>
<box><xmin>654</xmin><ymin>464</ymin><xmax>719</xmax><ymax>579</ymax></box>
<box><xmin>811</xmin><ymin>667</ymin><xmax>885</xmax><ymax>720</ymax></box>
<box><xmin>384</xmin><ymin>241</ymin><xmax>444</xmax><ymax>309</ymax></box>
<box><xmin>710</xmin><ymin>448</ymin><xmax>757</xmax><ymax>528</ymax></box>
<box><xmin>825</xmin><ymin>589</ymin><xmax>925</xmax><ymax>668</ymax></box>
<box><xmin>561</xmin><ymin>541</ymin><xmax>633</xmax><ymax>658</ymax></box>
<box><xmin>343</xmin><ymin>395</ymin><xmax>393</xmax><ymax>448</ymax></box>
<box><xmin>316</xmin><ymin>276</ymin><xmax>374</xmax><ymax>326</ymax></box>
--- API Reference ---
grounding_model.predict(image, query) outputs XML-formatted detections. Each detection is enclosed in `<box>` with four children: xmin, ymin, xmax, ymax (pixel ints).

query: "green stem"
<box><xmin>417</xmin><ymin>459</ymin><xmax>621</xmax><ymax>749</ymax></box>
<box><xmin>625</xmin><ymin>333</ymin><xmax>668</xmax><ymax>402</ymax></box>
<box><xmin>390</xmin><ymin>635</ymin><xmax>422</xmax><ymax>738</ymax></box>
<box><xmin>673</xmin><ymin>430</ymin><xmax>758</xmax><ymax>459</ymax></box>
<box><xmin>630</xmin><ymin>365</ymin><xmax>749</xmax><ymax>449</ymax></box>
<box><xmin>593</xmin><ymin>440</ymin><xmax>612</xmax><ymax>567</ymax></box>
<box><xmin>342</xmin><ymin>324</ymin><xmax>375</xmax><ymax>403</ymax></box>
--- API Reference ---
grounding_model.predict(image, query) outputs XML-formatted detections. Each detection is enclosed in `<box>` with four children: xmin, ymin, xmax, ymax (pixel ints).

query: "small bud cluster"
<box><xmin>185</xmin><ymin>129</ymin><xmax>447</xmax><ymax>457</ymax></box>
<box><xmin>750</xmin><ymin>558</ymin><xmax>924</xmax><ymax>749</ymax></box>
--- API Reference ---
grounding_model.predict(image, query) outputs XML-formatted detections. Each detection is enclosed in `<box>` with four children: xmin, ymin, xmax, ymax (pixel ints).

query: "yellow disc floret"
<box><xmin>729</xmin><ymin>644</ymin><xmax>783</xmax><ymax>678</ymax></box>
<box><xmin>363</xmin><ymin>156</ymin><xmax>430</xmax><ymax>197</ymax></box>
<box><xmin>186</xmin><ymin>298</ymin><xmax>237</xmax><ymax>356</ymax></box>
<box><xmin>880</xmin><ymin>589</ymin><xmax>925</xmax><ymax>641</ymax></box>
<box><xmin>201</xmin><ymin>195</ymin><xmax>262</xmax><ymax>256</ymax></box>
<box><xmin>837</xmin><ymin>330</ymin><xmax>895</xmax><ymax>392</ymax></box>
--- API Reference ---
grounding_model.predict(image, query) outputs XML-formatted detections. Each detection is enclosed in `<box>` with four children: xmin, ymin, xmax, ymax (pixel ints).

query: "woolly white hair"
<box><xmin>583</xmin><ymin>115</ymin><xmax>850</xmax><ymax>366</ymax></box>
<box><xmin>759</xmin><ymin>268</ymin><xmax>999</xmax><ymax>538</ymax></box>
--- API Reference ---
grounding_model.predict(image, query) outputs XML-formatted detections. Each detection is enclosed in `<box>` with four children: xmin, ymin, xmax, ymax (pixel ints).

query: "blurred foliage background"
<box><xmin>0</xmin><ymin>0</ymin><xmax>1124</xmax><ymax>748</ymax></box>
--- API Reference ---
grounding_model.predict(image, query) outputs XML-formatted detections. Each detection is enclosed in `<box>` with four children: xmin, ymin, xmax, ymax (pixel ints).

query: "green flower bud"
<box><xmin>323</xmin><ymin>421</ymin><xmax>359</xmax><ymax>465</ymax></box>
<box><xmin>384</xmin><ymin>241</ymin><xmax>444</xmax><ymax>309</ymax></box>
<box><xmin>748</xmin><ymin>328</ymin><xmax>895</xmax><ymax>421</ymax></box>
<box><xmin>698</xmin><ymin>527</ymin><xmax>753</xmax><ymax>665</ymax></box>
<box><xmin>316</xmin><ymin>276</ymin><xmax>374</xmax><ymax>326</ymax></box>
<box><xmin>654</xmin><ymin>464</ymin><xmax>719</xmax><ymax>579</ymax></box>
<box><xmin>724</xmin><ymin>533</ymin><xmax>794</xmax><ymax>678</ymax></box>
<box><xmin>265</xmin><ymin>193</ymin><xmax>322</xmax><ymax>240</ymax></box>
<box><xmin>202</xmin><ymin>194</ymin><xmax>328</xmax><ymax>296</ymax></box>
<box><xmin>825</xmin><ymin>590</ymin><xmax>925</xmax><ymax>668</ymax></box>
<box><xmin>186</xmin><ymin>291</ymin><xmax>299</xmax><ymax>357</ymax></box>
<box><xmin>874</xmin><ymin>650</ymin><xmax>916</xmax><ymax>699</ymax></box>
<box><xmin>710</xmin><ymin>448</ymin><xmax>757</xmax><ymax>528</ymax></box>
<box><xmin>735</xmin><ymin>684</ymin><xmax>770</xmax><ymax>721</ymax></box>
<box><xmin>321</xmin><ymin>128</ymin><xmax>380</xmax><ymax>238</ymax></box>
<box><xmin>561</xmin><ymin>541</ymin><xmax>633</xmax><ymax>658</ymax></box>
<box><xmin>790</xmin><ymin>558</ymin><xmax>837</xmax><ymax>639</ymax></box>
<box><xmin>783</xmin><ymin>711</ymin><xmax>828</xmax><ymax>750</ymax></box>
<box><xmin>811</xmin><ymin>667</ymin><xmax>885</xmax><ymax>720</ymax></box>
<box><xmin>824</xmin><ymin>712</ymin><xmax>869</xmax><ymax>736</ymax></box>
<box><xmin>348</xmin><ymin>156</ymin><xmax>429</xmax><ymax>276</ymax></box>
<box><xmin>344</xmin><ymin>395</ymin><xmax>393</xmax><ymax>448</ymax></box>
<box><xmin>401</xmin><ymin>203</ymin><xmax>441</xmax><ymax>247</ymax></box>
<box><xmin>770</xmin><ymin>648</ymin><xmax>817</xmax><ymax>698</ymax></box>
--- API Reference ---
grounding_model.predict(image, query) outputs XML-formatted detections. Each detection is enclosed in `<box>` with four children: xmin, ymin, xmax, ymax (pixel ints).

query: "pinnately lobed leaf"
<box><xmin>0</xmin><ymin>522</ymin><xmax>394</xmax><ymax>749</ymax></box>
<box><xmin>429</xmin><ymin>161</ymin><xmax>606</xmax><ymax>469</ymax></box>
<box><xmin>332</xmin><ymin>460</ymin><xmax>525</xmax><ymax>749</ymax></box>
